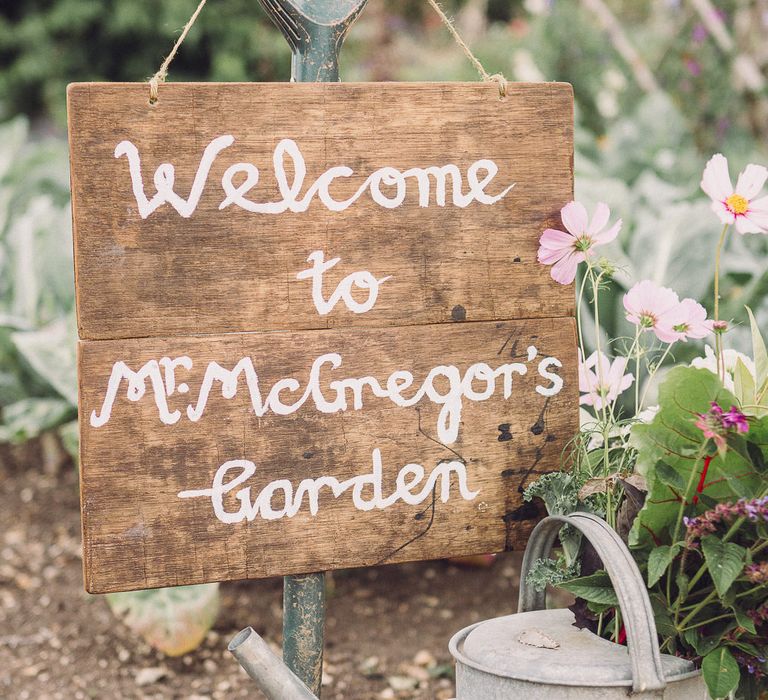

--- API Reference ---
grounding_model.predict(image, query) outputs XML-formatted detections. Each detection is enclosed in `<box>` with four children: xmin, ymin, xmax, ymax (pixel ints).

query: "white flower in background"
<box><xmin>701</xmin><ymin>153</ymin><xmax>768</xmax><ymax>233</ymax></box>
<box><xmin>691</xmin><ymin>345</ymin><xmax>756</xmax><ymax>392</ymax></box>
<box><xmin>579</xmin><ymin>350</ymin><xmax>634</xmax><ymax>411</ymax></box>
<box><xmin>585</xmin><ymin>404</ymin><xmax>659</xmax><ymax>451</ymax></box>
<box><xmin>636</xmin><ymin>405</ymin><xmax>660</xmax><ymax>423</ymax></box>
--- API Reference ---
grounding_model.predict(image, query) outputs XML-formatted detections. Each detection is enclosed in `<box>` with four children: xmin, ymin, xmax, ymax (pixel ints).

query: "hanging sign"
<box><xmin>68</xmin><ymin>82</ymin><xmax>577</xmax><ymax>594</ymax></box>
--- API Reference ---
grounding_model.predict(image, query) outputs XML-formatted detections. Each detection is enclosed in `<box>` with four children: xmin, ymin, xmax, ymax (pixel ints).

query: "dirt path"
<box><xmin>1</xmin><ymin>452</ymin><xmax>527</xmax><ymax>699</ymax></box>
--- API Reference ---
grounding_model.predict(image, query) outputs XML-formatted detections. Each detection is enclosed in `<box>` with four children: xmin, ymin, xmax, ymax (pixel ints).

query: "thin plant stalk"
<box><xmin>575</xmin><ymin>269</ymin><xmax>588</xmax><ymax>364</ymax></box>
<box><xmin>713</xmin><ymin>223</ymin><xmax>729</xmax><ymax>380</ymax></box>
<box><xmin>638</xmin><ymin>343</ymin><xmax>674</xmax><ymax>411</ymax></box>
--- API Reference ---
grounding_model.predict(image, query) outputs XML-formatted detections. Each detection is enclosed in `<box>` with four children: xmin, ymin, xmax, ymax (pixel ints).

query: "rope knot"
<box><xmin>489</xmin><ymin>73</ymin><xmax>508</xmax><ymax>98</ymax></box>
<box><xmin>146</xmin><ymin>0</ymin><xmax>208</xmax><ymax>104</ymax></box>
<box><xmin>148</xmin><ymin>72</ymin><xmax>166</xmax><ymax>104</ymax></box>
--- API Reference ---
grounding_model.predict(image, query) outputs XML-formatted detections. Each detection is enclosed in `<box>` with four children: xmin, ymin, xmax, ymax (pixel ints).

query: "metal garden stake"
<box><xmin>254</xmin><ymin>0</ymin><xmax>368</xmax><ymax>695</ymax></box>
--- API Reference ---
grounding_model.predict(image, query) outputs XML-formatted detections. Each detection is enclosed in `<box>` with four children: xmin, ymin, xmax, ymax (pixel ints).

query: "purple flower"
<box><xmin>695</xmin><ymin>401</ymin><xmax>749</xmax><ymax>453</ymax></box>
<box><xmin>684</xmin><ymin>58</ymin><xmax>702</xmax><ymax>77</ymax></box>
<box><xmin>692</xmin><ymin>23</ymin><xmax>708</xmax><ymax>42</ymax></box>
<box><xmin>745</xmin><ymin>561</ymin><xmax>768</xmax><ymax>584</ymax></box>
<box><xmin>722</xmin><ymin>405</ymin><xmax>749</xmax><ymax>433</ymax></box>
<box><xmin>685</xmin><ymin>497</ymin><xmax>768</xmax><ymax>544</ymax></box>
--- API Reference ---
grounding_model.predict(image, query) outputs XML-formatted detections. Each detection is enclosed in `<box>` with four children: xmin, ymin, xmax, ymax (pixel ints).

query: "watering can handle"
<box><xmin>518</xmin><ymin>512</ymin><xmax>667</xmax><ymax>694</ymax></box>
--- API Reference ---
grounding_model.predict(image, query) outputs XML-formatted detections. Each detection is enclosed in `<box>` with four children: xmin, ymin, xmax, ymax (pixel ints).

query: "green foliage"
<box><xmin>0</xmin><ymin>116</ymin><xmax>223</xmax><ymax>655</ymax></box>
<box><xmin>523</xmin><ymin>471</ymin><xmax>583</xmax><ymax>517</ymax></box>
<box><xmin>702</xmin><ymin>646</ymin><xmax>740</xmax><ymax>699</ymax></box>
<box><xmin>525</xmin><ymin>555</ymin><xmax>580</xmax><ymax>593</ymax></box>
<box><xmin>523</xmin><ymin>471</ymin><xmax>600</xmax><ymax>564</ymax></box>
<box><xmin>630</xmin><ymin>367</ymin><xmax>762</xmax><ymax>547</ymax></box>
<box><xmin>0</xmin><ymin>0</ymin><xmax>291</xmax><ymax>123</ymax></box>
<box><xmin>531</xmin><ymin>365</ymin><xmax>768</xmax><ymax>695</ymax></box>
<box><xmin>647</xmin><ymin>544</ymin><xmax>680</xmax><ymax>588</ymax></box>
<box><xmin>735</xmin><ymin>307</ymin><xmax>768</xmax><ymax>418</ymax></box>
<box><xmin>107</xmin><ymin>583</ymin><xmax>220</xmax><ymax>656</ymax></box>
<box><xmin>0</xmin><ymin>117</ymin><xmax>77</xmax><ymax>447</ymax></box>
<box><xmin>559</xmin><ymin>571</ymin><xmax>619</xmax><ymax>607</ymax></box>
<box><xmin>701</xmin><ymin>536</ymin><xmax>746</xmax><ymax>598</ymax></box>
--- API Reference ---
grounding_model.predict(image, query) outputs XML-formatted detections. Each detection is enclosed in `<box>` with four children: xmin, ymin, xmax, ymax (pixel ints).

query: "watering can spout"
<box><xmin>228</xmin><ymin>627</ymin><xmax>319</xmax><ymax>699</ymax></box>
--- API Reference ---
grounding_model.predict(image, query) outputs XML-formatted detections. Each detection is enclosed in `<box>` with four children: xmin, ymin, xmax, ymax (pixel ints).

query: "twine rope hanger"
<box><xmin>148</xmin><ymin>0</ymin><xmax>208</xmax><ymax>103</ymax></box>
<box><xmin>147</xmin><ymin>0</ymin><xmax>509</xmax><ymax>102</ymax></box>
<box><xmin>423</xmin><ymin>0</ymin><xmax>508</xmax><ymax>96</ymax></box>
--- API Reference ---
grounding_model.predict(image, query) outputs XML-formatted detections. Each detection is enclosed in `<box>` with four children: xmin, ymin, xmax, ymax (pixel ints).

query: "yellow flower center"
<box><xmin>726</xmin><ymin>193</ymin><xmax>749</xmax><ymax>215</ymax></box>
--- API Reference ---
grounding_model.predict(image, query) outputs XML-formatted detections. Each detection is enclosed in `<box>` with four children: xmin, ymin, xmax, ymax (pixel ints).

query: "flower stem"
<box><xmin>734</xmin><ymin>584</ymin><xmax>767</xmax><ymax>600</ymax></box>
<box><xmin>589</xmin><ymin>267</ymin><xmax>615</xmax><ymax>524</ymax></box>
<box><xmin>677</xmin><ymin>589</ymin><xmax>717</xmax><ymax>631</ymax></box>
<box><xmin>671</xmin><ymin>444</ymin><xmax>708</xmax><ymax>625</ymax></box>
<box><xmin>679</xmin><ymin>612</ymin><xmax>732</xmax><ymax>632</ymax></box>
<box><xmin>639</xmin><ymin>343</ymin><xmax>673</xmax><ymax>411</ymax></box>
<box><xmin>575</xmin><ymin>269</ymin><xmax>588</xmax><ymax>363</ymax></box>
<box><xmin>713</xmin><ymin>223</ymin><xmax>729</xmax><ymax>380</ymax></box>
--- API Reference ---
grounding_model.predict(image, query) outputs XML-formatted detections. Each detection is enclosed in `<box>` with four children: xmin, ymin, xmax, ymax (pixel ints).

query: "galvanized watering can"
<box><xmin>449</xmin><ymin>512</ymin><xmax>707</xmax><ymax>698</ymax></box>
<box><xmin>228</xmin><ymin>512</ymin><xmax>707</xmax><ymax>699</ymax></box>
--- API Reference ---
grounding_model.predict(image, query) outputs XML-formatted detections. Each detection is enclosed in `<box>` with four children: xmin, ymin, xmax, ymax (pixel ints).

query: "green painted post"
<box><xmin>257</xmin><ymin>0</ymin><xmax>368</xmax><ymax>695</ymax></box>
<box><xmin>283</xmin><ymin>572</ymin><xmax>326</xmax><ymax>695</ymax></box>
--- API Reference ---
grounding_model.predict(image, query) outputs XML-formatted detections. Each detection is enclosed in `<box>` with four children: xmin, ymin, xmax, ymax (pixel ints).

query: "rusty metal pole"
<box><xmin>256</xmin><ymin>0</ymin><xmax>368</xmax><ymax>695</ymax></box>
<box><xmin>282</xmin><ymin>572</ymin><xmax>326</xmax><ymax>695</ymax></box>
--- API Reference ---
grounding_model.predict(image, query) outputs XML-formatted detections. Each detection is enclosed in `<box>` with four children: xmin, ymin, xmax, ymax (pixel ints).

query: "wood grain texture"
<box><xmin>69</xmin><ymin>82</ymin><xmax>578</xmax><ymax>592</ymax></box>
<box><xmin>67</xmin><ymin>82</ymin><xmax>574</xmax><ymax>340</ymax></box>
<box><xmin>79</xmin><ymin>317</ymin><xmax>577</xmax><ymax>593</ymax></box>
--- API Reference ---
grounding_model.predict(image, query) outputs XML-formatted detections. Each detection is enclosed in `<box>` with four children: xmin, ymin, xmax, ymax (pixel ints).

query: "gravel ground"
<box><xmin>0</xmin><ymin>442</ymin><xmax>534</xmax><ymax>699</ymax></box>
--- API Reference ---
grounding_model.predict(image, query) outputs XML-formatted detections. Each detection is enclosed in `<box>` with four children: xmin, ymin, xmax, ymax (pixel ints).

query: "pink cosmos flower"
<box><xmin>579</xmin><ymin>350</ymin><xmax>634</xmax><ymax>410</ymax></box>
<box><xmin>655</xmin><ymin>298</ymin><xmax>713</xmax><ymax>343</ymax></box>
<box><xmin>538</xmin><ymin>201</ymin><xmax>622</xmax><ymax>285</ymax></box>
<box><xmin>623</xmin><ymin>281</ymin><xmax>680</xmax><ymax>342</ymax></box>
<box><xmin>701</xmin><ymin>154</ymin><xmax>768</xmax><ymax>234</ymax></box>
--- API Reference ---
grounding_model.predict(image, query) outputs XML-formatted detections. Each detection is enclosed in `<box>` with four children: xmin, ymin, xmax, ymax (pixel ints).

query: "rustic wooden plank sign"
<box><xmin>68</xmin><ymin>82</ymin><xmax>577</xmax><ymax>594</ymax></box>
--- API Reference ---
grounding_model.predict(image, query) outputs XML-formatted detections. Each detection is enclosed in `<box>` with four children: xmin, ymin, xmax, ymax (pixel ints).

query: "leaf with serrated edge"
<box><xmin>647</xmin><ymin>544</ymin><xmax>680</xmax><ymax>587</ymax></box>
<box><xmin>560</xmin><ymin>572</ymin><xmax>618</xmax><ymax>606</ymax></box>
<box><xmin>702</xmin><ymin>647</ymin><xmax>739</xmax><ymax>699</ymax></box>
<box><xmin>733</xmin><ymin>607</ymin><xmax>757</xmax><ymax>634</ymax></box>
<box><xmin>701</xmin><ymin>536</ymin><xmax>746</xmax><ymax>597</ymax></box>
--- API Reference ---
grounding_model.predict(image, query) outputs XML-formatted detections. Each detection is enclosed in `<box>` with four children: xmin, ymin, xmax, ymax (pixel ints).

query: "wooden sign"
<box><xmin>68</xmin><ymin>82</ymin><xmax>577</xmax><ymax>594</ymax></box>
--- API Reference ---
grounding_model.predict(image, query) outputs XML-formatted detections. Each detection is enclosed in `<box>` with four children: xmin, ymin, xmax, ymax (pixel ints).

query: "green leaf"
<box><xmin>57</xmin><ymin>419</ymin><xmax>79</xmax><ymax>462</ymax></box>
<box><xmin>683</xmin><ymin>628</ymin><xmax>720</xmax><ymax>657</ymax></box>
<box><xmin>747</xmin><ymin>441</ymin><xmax>767</xmax><ymax>473</ymax></box>
<box><xmin>701</xmin><ymin>536</ymin><xmax>746</xmax><ymax>597</ymax></box>
<box><xmin>11</xmin><ymin>317</ymin><xmax>77</xmax><ymax>405</ymax></box>
<box><xmin>702</xmin><ymin>647</ymin><xmax>740</xmax><ymax>699</ymax></box>
<box><xmin>629</xmin><ymin>367</ymin><xmax>762</xmax><ymax>549</ymax></box>
<box><xmin>0</xmin><ymin>397</ymin><xmax>73</xmax><ymax>443</ymax></box>
<box><xmin>733</xmin><ymin>357</ymin><xmax>756</xmax><ymax>408</ymax></box>
<box><xmin>675</xmin><ymin>572</ymin><xmax>690</xmax><ymax>601</ymax></box>
<box><xmin>525</xmin><ymin>556</ymin><xmax>581</xmax><ymax>592</ymax></box>
<box><xmin>733</xmin><ymin>607</ymin><xmax>757</xmax><ymax>634</ymax></box>
<box><xmin>107</xmin><ymin>583</ymin><xmax>220</xmax><ymax>656</ymax></box>
<box><xmin>560</xmin><ymin>571</ymin><xmax>618</xmax><ymax>606</ymax></box>
<box><xmin>649</xmin><ymin>593</ymin><xmax>676</xmax><ymax>638</ymax></box>
<box><xmin>654</xmin><ymin>461</ymin><xmax>685</xmax><ymax>491</ymax></box>
<box><xmin>647</xmin><ymin>544</ymin><xmax>680</xmax><ymax>587</ymax></box>
<box><xmin>746</xmin><ymin>306</ymin><xmax>768</xmax><ymax>395</ymax></box>
<box><xmin>586</xmin><ymin>601</ymin><xmax>613</xmax><ymax>614</ymax></box>
<box><xmin>697</xmin><ymin>493</ymin><xmax>718</xmax><ymax>509</ymax></box>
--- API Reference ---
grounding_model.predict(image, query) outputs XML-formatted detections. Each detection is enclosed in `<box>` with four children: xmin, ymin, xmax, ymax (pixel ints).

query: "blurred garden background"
<box><xmin>1</xmin><ymin>1</ymin><xmax>768</xmax><ymax>698</ymax></box>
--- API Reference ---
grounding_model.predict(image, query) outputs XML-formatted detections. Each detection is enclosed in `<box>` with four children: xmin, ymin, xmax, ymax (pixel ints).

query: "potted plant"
<box><xmin>526</xmin><ymin>154</ymin><xmax>768</xmax><ymax>700</ymax></box>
